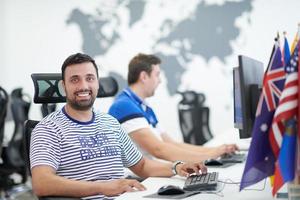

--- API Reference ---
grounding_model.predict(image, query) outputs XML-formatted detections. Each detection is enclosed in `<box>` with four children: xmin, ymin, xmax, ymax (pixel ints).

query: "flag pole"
<box><xmin>265</xmin><ymin>34</ymin><xmax>279</xmax><ymax>74</ymax></box>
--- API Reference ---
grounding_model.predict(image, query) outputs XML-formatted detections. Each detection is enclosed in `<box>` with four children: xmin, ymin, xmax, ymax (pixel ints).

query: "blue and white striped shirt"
<box><xmin>30</xmin><ymin>107</ymin><xmax>142</xmax><ymax>200</ymax></box>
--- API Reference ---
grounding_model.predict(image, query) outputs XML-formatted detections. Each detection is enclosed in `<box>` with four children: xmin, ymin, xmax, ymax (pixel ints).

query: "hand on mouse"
<box><xmin>218</xmin><ymin>144</ymin><xmax>239</xmax><ymax>155</ymax></box>
<box><xmin>175</xmin><ymin>162</ymin><xmax>207</xmax><ymax>177</ymax></box>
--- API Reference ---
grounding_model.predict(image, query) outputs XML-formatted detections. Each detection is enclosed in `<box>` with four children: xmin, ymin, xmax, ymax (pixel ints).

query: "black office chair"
<box><xmin>0</xmin><ymin>86</ymin><xmax>9</xmax><ymax>192</ymax></box>
<box><xmin>177</xmin><ymin>91</ymin><xmax>213</xmax><ymax>145</ymax></box>
<box><xmin>24</xmin><ymin>73</ymin><xmax>118</xmax><ymax>200</ymax></box>
<box><xmin>0</xmin><ymin>88</ymin><xmax>31</xmax><ymax>199</ymax></box>
<box><xmin>6</xmin><ymin>88</ymin><xmax>30</xmax><ymax>168</ymax></box>
<box><xmin>0</xmin><ymin>87</ymin><xmax>8</xmax><ymax>157</ymax></box>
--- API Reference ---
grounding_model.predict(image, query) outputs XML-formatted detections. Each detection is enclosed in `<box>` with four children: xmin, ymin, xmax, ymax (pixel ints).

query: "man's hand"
<box><xmin>218</xmin><ymin>144</ymin><xmax>239</xmax><ymax>155</ymax></box>
<box><xmin>175</xmin><ymin>162</ymin><xmax>207</xmax><ymax>177</ymax></box>
<box><xmin>99</xmin><ymin>179</ymin><xmax>146</xmax><ymax>196</ymax></box>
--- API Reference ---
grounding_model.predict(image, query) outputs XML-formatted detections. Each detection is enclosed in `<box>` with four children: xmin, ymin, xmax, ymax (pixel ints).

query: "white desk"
<box><xmin>117</xmin><ymin>131</ymin><xmax>287</xmax><ymax>199</ymax></box>
<box><xmin>117</xmin><ymin>162</ymin><xmax>287</xmax><ymax>199</ymax></box>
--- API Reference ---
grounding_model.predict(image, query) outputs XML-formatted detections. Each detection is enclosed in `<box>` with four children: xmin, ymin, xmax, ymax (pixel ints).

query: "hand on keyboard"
<box><xmin>176</xmin><ymin>162</ymin><xmax>207</xmax><ymax>177</ymax></box>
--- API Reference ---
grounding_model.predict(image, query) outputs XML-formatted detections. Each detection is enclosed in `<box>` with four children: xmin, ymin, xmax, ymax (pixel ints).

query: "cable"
<box><xmin>199</xmin><ymin>183</ymin><xmax>225</xmax><ymax>197</ymax></box>
<box><xmin>217</xmin><ymin>178</ymin><xmax>267</xmax><ymax>191</ymax></box>
<box><xmin>243</xmin><ymin>178</ymin><xmax>266</xmax><ymax>191</ymax></box>
<box><xmin>218</xmin><ymin>179</ymin><xmax>241</xmax><ymax>185</ymax></box>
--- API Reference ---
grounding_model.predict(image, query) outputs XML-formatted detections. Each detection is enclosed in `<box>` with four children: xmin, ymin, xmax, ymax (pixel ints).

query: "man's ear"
<box><xmin>140</xmin><ymin>71</ymin><xmax>148</xmax><ymax>83</ymax></box>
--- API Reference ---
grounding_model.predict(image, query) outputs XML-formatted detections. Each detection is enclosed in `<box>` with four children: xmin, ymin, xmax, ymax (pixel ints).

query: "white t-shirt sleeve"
<box><xmin>121</xmin><ymin>117</ymin><xmax>150</xmax><ymax>134</ymax></box>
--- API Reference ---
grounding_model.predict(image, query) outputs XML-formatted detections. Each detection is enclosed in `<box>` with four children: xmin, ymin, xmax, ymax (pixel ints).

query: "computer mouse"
<box><xmin>204</xmin><ymin>159</ymin><xmax>223</xmax><ymax>166</ymax></box>
<box><xmin>157</xmin><ymin>185</ymin><xmax>185</xmax><ymax>195</ymax></box>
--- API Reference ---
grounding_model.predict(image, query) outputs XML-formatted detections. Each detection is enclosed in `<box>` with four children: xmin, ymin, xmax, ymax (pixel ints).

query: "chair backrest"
<box><xmin>41</xmin><ymin>103</ymin><xmax>57</xmax><ymax>117</ymax></box>
<box><xmin>5</xmin><ymin>88</ymin><xmax>31</xmax><ymax>168</ymax></box>
<box><xmin>0</xmin><ymin>86</ymin><xmax>8</xmax><ymax>155</ymax></box>
<box><xmin>178</xmin><ymin>91</ymin><xmax>213</xmax><ymax>145</ymax></box>
<box><xmin>198</xmin><ymin>107</ymin><xmax>213</xmax><ymax>143</ymax></box>
<box><xmin>23</xmin><ymin>120</ymin><xmax>39</xmax><ymax>176</ymax></box>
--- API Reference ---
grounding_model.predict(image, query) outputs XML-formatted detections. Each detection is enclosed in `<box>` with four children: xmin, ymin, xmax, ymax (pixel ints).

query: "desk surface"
<box><xmin>117</xmin><ymin>163</ymin><xmax>284</xmax><ymax>200</ymax></box>
<box><xmin>117</xmin><ymin>161</ymin><xmax>287</xmax><ymax>200</ymax></box>
<box><xmin>116</xmin><ymin>132</ymin><xmax>287</xmax><ymax>199</ymax></box>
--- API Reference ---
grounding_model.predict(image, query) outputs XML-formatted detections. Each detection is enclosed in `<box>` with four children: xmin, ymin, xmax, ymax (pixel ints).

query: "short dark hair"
<box><xmin>61</xmin><ymin>53</ymin><xmax>99</xmax><ymax>81</ymax></box>
<box><xmin>128</xmin><ymin>53</ymin><xmax>161</xmax><ymax>85</ymax></box>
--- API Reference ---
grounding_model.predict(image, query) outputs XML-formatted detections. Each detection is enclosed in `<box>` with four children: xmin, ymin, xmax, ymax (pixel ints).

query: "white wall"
<box><xmin>1</xmin><ymin>0</ymin><xmax>300</xmax><ymax>141</ymax></box>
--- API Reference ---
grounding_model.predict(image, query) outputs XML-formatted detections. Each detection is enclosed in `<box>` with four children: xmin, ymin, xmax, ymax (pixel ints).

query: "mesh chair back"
<box><xmin>178</xmin><ymin>91</ymin><xmax>213</xmax><ymax>145</ymax></box>
<box><xmin>23</xmin><ymin>120</ymin><xmax>39</xmax><ymax>176</ymax></box>
<box><xmin>5</xmin><ymin>88</ymin><xmax>31</xmax><ymax>168</ymax></box>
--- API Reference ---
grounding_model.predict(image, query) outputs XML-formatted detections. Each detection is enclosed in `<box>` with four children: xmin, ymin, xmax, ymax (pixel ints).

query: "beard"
<box><xmin>66</xmin><ymin>89</ymin><xmax>96</xmax><ymax>111</ymax></box>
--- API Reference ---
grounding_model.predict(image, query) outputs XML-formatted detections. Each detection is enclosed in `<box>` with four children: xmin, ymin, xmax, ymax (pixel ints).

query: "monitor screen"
<box><xmin>233</xmin><ymin>55</ymin><xmax>264</xmax><ymax>139</ymax></box>
<box><xmin>233</xmin><ymin>67</ymin><xmax>243</xmax><ymax>129</ymax></box>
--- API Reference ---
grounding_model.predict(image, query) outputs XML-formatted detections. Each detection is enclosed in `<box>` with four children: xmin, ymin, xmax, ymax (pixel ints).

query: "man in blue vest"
<box><xmin>109</xmin><ymin>53</ymin><xmax>239</xmax><ymax>163</ymax></box>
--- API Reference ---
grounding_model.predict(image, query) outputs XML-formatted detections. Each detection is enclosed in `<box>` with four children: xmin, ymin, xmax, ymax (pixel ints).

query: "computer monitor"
<box><xmin>233</xmin><ymin>55</ymin><xmax>264</xmax><ymax>139</ymax></box>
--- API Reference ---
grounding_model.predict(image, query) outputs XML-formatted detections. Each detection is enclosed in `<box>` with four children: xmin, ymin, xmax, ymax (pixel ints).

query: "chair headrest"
<box><xmin>31</xmin><ymin>73</ymin><xmax>118</xmax><ymax>104</ymax></box>
<box><xmin>177</xmin><ymin>91</ymin><xmax>206</xmax><ymax>105</ymax></box>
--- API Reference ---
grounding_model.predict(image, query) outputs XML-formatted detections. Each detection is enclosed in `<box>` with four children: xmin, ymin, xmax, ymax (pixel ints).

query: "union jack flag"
<box><xmin>256</xmin><ymin>45</ymin><xmax>286</xmax><ymax>115</ymax></box>
<box><xmin>269</xmin><ymin>36</ymin><xmax>290</xmax><ymax>158</ymax></box>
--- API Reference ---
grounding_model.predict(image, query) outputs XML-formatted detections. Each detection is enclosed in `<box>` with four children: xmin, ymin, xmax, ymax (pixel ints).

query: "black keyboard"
<box><xmin>183</xmin><ymin>172</ymin><xmax>219</xmax><ymax>191</ymax></box>
<box><xmin>220</xmin><ymin>153</ymin><xmax>246</xmax><ymax>163</ymax></box>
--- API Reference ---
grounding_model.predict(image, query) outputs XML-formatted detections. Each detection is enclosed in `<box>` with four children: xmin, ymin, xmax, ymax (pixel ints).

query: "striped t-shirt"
<box><xmin>30</xmin><ymin>107</ymin><xmax>142</xmax><ymax>200</ymax></box>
